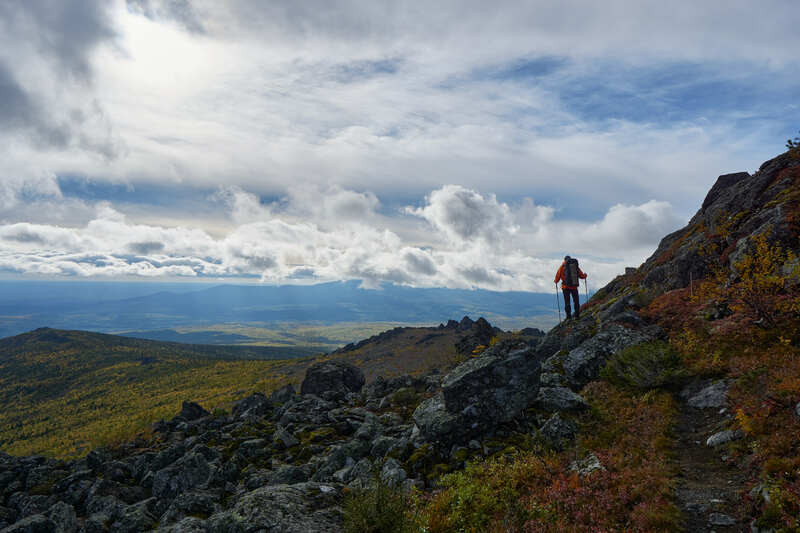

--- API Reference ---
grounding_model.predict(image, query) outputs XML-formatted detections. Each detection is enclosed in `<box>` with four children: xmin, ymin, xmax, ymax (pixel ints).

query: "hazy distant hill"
<box><xmin>0</xmin><ymin>280</ymin><xmax>557</xmax><ymax>338</ymax></box>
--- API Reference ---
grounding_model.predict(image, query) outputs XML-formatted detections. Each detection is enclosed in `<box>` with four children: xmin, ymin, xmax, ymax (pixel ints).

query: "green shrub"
<box><xmin>601</xmin><ymin>341</ymin><xmax>685</xmax><ymax>391</ymax></box>
<box><xmin>342</xmin><ymin>475</ymin><xmax>416</xmax><ymax>533</ymax></box>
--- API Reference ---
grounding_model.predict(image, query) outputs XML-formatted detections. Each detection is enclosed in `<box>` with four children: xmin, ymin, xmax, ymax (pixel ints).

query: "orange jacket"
<box><xmin>554</xmin><ymin>261</ymin><xmax>587</xmax><ymax>290</ymax></box>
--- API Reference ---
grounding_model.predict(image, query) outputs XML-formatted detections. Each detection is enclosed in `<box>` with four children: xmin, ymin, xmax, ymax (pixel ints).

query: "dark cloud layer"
<box><xmin>0</xmin><ymin>0</ymin><xmax>114</xmax><ymax>80</ymax></box>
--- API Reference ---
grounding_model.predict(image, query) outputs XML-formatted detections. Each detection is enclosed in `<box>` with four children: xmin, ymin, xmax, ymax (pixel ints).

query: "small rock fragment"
<box><xmin>708</xmin><ymin>512</ymin><xmax>736</xmax><ymax>526</ymax></box>
<box><xmin>706</xmin><ymin>429</ymin><xmax>743</xmax><ymax>447</ymax></box>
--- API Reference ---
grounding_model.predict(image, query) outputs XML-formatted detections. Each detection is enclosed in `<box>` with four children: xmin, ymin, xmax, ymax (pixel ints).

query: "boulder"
<box><xmin>177</xmin><ymin>401</ymin><xmax>209</xmax><ymax>422</ymax></box>
<box><xmin>542</xmin><ymin>324</ymin><xmax>657</xmax><ymax>389</ymax></box>
<box><xmin>539</xmin><ymin>413</ymin><xmax>578</xmax><ymax>450</ymax></box>
<box><xmin>268</xmin><ymin>465</ymin><xmax>308</xmax><ymax>486</ymax></box>
<box><xmin>111</xmin><ymin>500</ymin><xmax>158</xmax><ymax>533</ymax></box>
<box><xmin>300</xmin><ymin>361</ymin><xmax>365</xmax><ymax>397</ymax></box>
<box><xmin>706</xmin><ymin>429</ymin><xmax>744</xmax><ymax>447</ymax></box>
<box><xmin>0</xmin><ymin>514</ymin><xmax>54</xmax><ymax>533</ymax></box>
<box><xmin>569</xmin><ymin>453</ymin><xmax>605</xmax><ymax>477</ymax></box>
<box><xmin>535</xmin><ymin>387</ymin><xmax>589</xmax><ymax>412</ymax></box>
<box><xmin>47</xmin><ymin>502</ymin><xmax>77</xmax><ymax>533</ymax></box>
<box><xmin>273</xmin><ymin>426</ymin><xmax>299</xmax><ymax>449</ymax></box>
<box><xmin>686</xmin><ymin>380</ymin><xmax>729</xmax><ymax>409</ymax></box>
<box><xmin>232</xmin><ymin>393</ymin><xmax>270</xmax><ymax>420</ymax></box>
<box><xmin>380</xmin><ymin>458</ymin><xmax>407</xmax><ymax>488</ymax></box>
<box><xmin>206</xmin><ymin>482</ymin><xmax>342</xmax><ymax>533</ymax></box>
<box><xmin>269</xmin><ymin>384</ymin><xmax>297</xmax><ymax>405</ymax></box>
<box><xmin>708</xmin><ymin>512</ymin><xmax>736</xmax><ymax>526</ymax></box>
<box><xmin>411</xmin><ymin>394</ymin><xmax>460</xmax><ymax>445</ymax></box>
<box><xmin>795</xmin><ymin>402</ymin><xmax>800</xmax><ymax>418</ymax></box>
<box><xmin>440</xmin><ymin>342</ymin><xmax>544</xmax><ymax>432</ymax></box>
<box><xmin>152</xmin><ymin>452</ymin><xmax>212</xmax><ymax>501</ymax></box>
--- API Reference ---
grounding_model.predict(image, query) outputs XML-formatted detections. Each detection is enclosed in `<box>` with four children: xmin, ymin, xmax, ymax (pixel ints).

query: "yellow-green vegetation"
<box><xmin>0</xmin><ymin>329</ymin><xmax>308</xmax><ymax>458</ymax></box>
<box><xmin>643</xmin><ymin>233</ymin><xmax>800</xmax><ymax>530</ymax></box>
<box><xmin>129</xmin><ymin>322</ymin><xmax>432</xmax><ymax>350</ymax></box>
<box><xmin>414</xmin><ymin>382</ymin><xmax>679</xmax><ymax>532</ymax></box>
<box><xmin>601</xmin><ymin>340</ymin><xmax>686</xmax><ymax>391</ymax></box>
<box><xmin>342</xmin><ymin>473</ymin><xmax>420</xmax><ymax>533</ymax></box>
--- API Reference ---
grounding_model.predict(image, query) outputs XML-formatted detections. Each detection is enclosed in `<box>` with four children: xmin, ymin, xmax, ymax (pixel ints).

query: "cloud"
<box><xmin>0</xmin><ymin>184</ymin><xmax>682</xmax><ymax>291</ymax></box>
<box><xmin>407</xmin><ymin>185</ymin><xmax>516</xmax><ymax>245</ymax></box>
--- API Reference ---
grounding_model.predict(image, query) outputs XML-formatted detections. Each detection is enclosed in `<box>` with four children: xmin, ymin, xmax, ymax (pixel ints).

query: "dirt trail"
<box><xmin>673</xmin><ymin>392</ymin><xmax>751</xmax><ymax>532</ymax></box>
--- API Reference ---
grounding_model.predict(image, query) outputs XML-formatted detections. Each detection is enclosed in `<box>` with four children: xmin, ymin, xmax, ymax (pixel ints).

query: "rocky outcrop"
<box><xmin>300</xmin><ymin>361</ymin><xmax>365</xmax><ymax>399</ymax></box>
<box><xmin>636</xmin><ymin>153</ymin><xmax>799</xmax><ymax>292</ymax></box>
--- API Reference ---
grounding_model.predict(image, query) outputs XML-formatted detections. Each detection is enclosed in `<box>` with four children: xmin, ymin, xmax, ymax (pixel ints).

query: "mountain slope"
<box><xmin>0</xmin><ymin>319</ymin><xmax>502</xmax><ymax>459</ymax></box>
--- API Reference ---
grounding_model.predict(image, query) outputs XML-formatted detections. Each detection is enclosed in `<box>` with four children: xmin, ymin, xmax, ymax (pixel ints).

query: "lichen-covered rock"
<box><xmin>535</xmin><ymin>387</ymin><xmax>589</xmax><ymax>412</ymax></box>
<box><xmin>300</xmin><ymin>361</ymin><xmax>365</xmax><ymax>397</ymax></box>
<box><xmin>539</xmin><ymin>413</ymin><xmax>578</xmax><ymax>450</ymax></box>
<box><xmin>232</xmin><ymin>393</ymin><xmax>270</xmax><ymax>420</ymax></box>
<box><xmin>268</xmin><ymin>465</ymin><xmax>308</xmax><ymax>486</ymax></box>
<box><xmin>380</xmin><ymin>458</ymin><xmax>407</xmax><ymax>488</ymax></box>
<box><xmin>47</xmin><ymin>501</ymin><xmax>77</xmax><ymax>533</ymax></box>
<box><xmin>542</xmin><ymin>324</ymin><xmax>657</xmax><ymax>389</ymax></box>
<box><xmin>152</xmin><ymin>452</ymin><xmax>212</xmax><ymax>501</ymax></box>
<box><xmin>686</xmin><ymin>380</ymin><xmax>729</xmax><ymax>409</ymax></box>
<box><xmin>439</xmin><ymin>342</ymin><xmax>544</xmax><ymax>436</ymax></box>
<box><xmin>411</xmin><ymin>394</ymin><xmax>460</xmax><ymax>445</ymax></box>
<box><xmin>273</xmin><ymin>426</ymin><xmax>299</xmax><ymax>449</ymax></box>
<box><xmin>0</xmin><ymin>513</ymin><xmax>54</xmax><ymax>533</ymax></box>
<box><xmin>706</xmin><ymin>429</ymin><xmax>744</xmax><ymax>447</ymax></box>
<box><xmin>269</xmin><ymin>384</ymin><xmax>297</xmax><ymax>405</ymax></box>
<box><xmin>206</xmin><ymin>482</ymin><xmax>342</xmax><ymax>533</ymax></box>
<box><xmin>569</xmin><ymin>453</ymin><xmax>605</xmax><ymax>477</ymax></box>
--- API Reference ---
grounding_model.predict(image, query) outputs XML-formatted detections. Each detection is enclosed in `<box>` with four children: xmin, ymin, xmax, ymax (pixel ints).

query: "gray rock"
<box><xmin>156</xmin><ymin>516</ymin><xmax>207</xmax><ymax>532</ymax></box>
<box><xmin>152</xmin><ymin>452</ymin><xmax>212</xmax><ymax>501</ymax></box>
<box><xmin>569</xmin><ymin>453</ymin><xmax>605</xmax><ymax>477</ymax></box>
<box><xmin>706</xmin><ymin>429</ymin><xmax>744</xmax><ymax>447</ymax></box>
<box><xmin>539</xmin><ymin>372</ymin><xmax>565</xmax><ymax>387</ymax></box>
<box><xmin>160</xmin><ymin>490</ymin><xmax>220</xmax><ymax>525</ymax></box>
<box><xmin>268</xmin><ymin>465</ymin><xmax>308</xmax><ymax>485</ymax></box>
<box><xmin>206</xmin><ymin>482</ymin><xmax>342</xmax><ymax>533</ymax></box>
<box><xmin>535</xmin><ymin>387</ymin><xmax>589</xmax><ymax>412</ymax></box>
<box><xmin>687</xmin><ymin>380</ymin><xmax>729</xmax><ymax>409</ymax></box>
<box><xmin>353</xmin><ymin>414</ymin><xmax>382</xmax><ymax>441</ymax></box>
<box><xmin>0</xmin><ymin>514</ymin><xmax>54</xmax><ymax>533</ymax></box>
<box><xmin>708</xmin><ymin>512</ymin><xmax>736</xmax><ymax>526</ymax></box>
<box><xmin>278</xmin><ymin>395</ymin><xmax>335</xmax><ymax>426</ymax></box>
<box><xmin>269</xmin><ymin>384</ymin><xmax>297</xmax><ymax>405</ymax></box>
<box><xmin>539</xmin><ymin>413</ymin><xmax>578</xmax><ymax>450</ymax></box>
<box><xmin>415</xmin><ymin>341</ymin><xmax>544</xmax><ymax>444</ymax></box>
<box><xmin>346</xmin><ymin>458</ymin><xmax>373</xmax><ymax>489</ymax></box>
<box><xmin>543</xmin><ymin>324</ymin><xmax>656</xmax><ymax>389</ymax></box>
<box><xmin>300</xmin><ymin>361</ymin><xmax>365</xmax><ymax>397</ymax></box>
<box><xmin>112</xmin><ymin>500</ymin><xmax>158</xmax><ymax>533</ymax></box>
<box><xmin>273</xmin><ymin>426</ymin><xmax>299</xmax><ymax>449</ymax></box>
<box><xmin>237</xmin><ymin>439</ymin><xmax>267</xmax><ymax>458</ymax></box>
<box><xmin>795</xmin><ymin>402</ymin><xmax>800</xmax><ymax>418</ymax></box>
<box><xmin>232</xmin><ymin>393</ymin><xmax>270</xmax><ymax>420</ymax></box>
<box><xmin>411</xmin><ymin>394</ymin><xmax>459</xmax><ymax>444</ymax></box>
<box><xmin>47</xmin><ymin>502</ymin><xmax>77</xmax><ymax>533</ymax></box>
<box><xmin>177</xmin><ymin>401</ymin><xmax>209</xmax><ymax>422</ymax></box>
<box><xmin>380</xmin><ymin>459</ymin><xmax>407</xmax><ymax>488</ymax></box>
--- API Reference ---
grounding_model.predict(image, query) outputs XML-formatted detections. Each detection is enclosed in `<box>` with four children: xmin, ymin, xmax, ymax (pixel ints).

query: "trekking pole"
<box><xmin>555</xmin><ymin>283</ymin><xmax>561</xmax><ymax>324</ymax></box>
<box><xmin>584</xmin><ymin>275</ymin><xmax>589</xmax><ymax>302</ymax></box>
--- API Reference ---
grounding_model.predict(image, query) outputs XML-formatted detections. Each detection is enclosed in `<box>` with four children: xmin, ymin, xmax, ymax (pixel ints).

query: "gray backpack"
<box><xmin>564</xmin><ymin>258</ymin><xmax>580</xmax><ymax>286</ymax></box>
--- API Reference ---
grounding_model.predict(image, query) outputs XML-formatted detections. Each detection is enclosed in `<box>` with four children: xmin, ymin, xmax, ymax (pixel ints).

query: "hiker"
<box><xmin>554</xmin><ymin>255</ymin><xmax>587</xmax><ymax>319</ymax></box>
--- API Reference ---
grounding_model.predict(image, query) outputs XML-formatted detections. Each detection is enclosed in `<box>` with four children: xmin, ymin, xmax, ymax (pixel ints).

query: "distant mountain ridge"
<box><xmin>0</xmin><ymin>280</ymin><xmax>557</xmax><ymax>338</ymax></box>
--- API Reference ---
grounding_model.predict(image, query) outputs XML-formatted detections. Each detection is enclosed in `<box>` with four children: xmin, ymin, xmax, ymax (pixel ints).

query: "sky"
<box><xmin>0</xmin><ymin>0</ymin><xmax>798</xmax><ymax>292</ymax></box>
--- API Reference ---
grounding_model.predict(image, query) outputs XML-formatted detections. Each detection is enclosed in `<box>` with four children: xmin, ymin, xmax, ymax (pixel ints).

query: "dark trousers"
<box><xmin>562</xmin><ymin>287</ymin><xmax>580</xmax><ymax>318</ymax></box>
